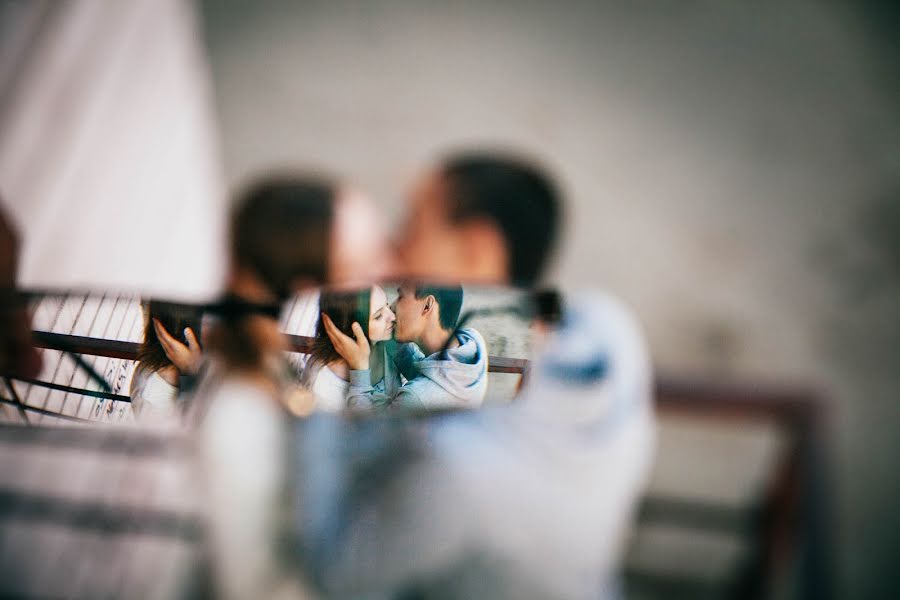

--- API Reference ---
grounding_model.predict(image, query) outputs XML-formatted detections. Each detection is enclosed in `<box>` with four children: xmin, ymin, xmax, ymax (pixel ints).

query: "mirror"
<box><xmin>2</xmin><ymin>283</ymin><xmax>548</xmax><ymax>426</ymax></box>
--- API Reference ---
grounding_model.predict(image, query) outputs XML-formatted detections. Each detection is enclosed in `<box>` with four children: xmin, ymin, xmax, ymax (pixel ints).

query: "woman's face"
<box><xmin>367</xmin><ymin>285</ymin><xmax>396</xmax><ymax>342</ymax></box>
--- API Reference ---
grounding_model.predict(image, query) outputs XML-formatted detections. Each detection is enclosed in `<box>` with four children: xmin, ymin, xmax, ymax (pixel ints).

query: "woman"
<box><xmin>301</xmin><ymin>285</ymin><xmax>398</xmax><ymax>411</ymax></box>
<box><xmin>195</xmin><ymin>174</ymin><xmax>392</xmax><ymax>599</ymax></box>
<box><xmin>129</xmin><ymin>300</ymin><xmax>203</xmax><ymax>424</ymax></box>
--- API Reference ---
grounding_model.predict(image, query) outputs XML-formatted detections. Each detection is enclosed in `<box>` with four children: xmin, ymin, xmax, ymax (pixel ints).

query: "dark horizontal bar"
<box><xmin>33</xmin><ymin>331</ymin><xmax>533</xmax><ymax>374</ymax></box>
<box><xmin>32</xmin><ymin>330</ymin><xmax>140</xmax><ymax>360</ymax></box>
<box><xmin>30</xmin><ymin>332</ymin><xmax>825</xmax><ymax>426</ymax></box>
<box><xmin>10</xmin><ymin>376</ymin><xmax>131</xmax><ymax>403</ymax></box>
<box><xmin>487</xmin><ymin>356</ymin><xmax>531</xmax><ymax>374</ymax></box>
<box><xmin>0</xmin><ymin>488</ymin><xmax>202</xmax><ymax>542</ymax></box>
<box><xmin>285</xmin><ymin>333</ymin><xmax>315</xmax><ymax>354</ymax></box>
<box><xmin>0</xmin><ymin>397</ymin><xmax>89</xmax><ymax>423</ymax></box>
<box><xmin>623</xmin><ymin>569</ymin><xmax>722</xmax><ymax>595</ymax></box>
<box><xmin>638</xmin><ymin>495</ymin><xmax>759</xmax><ymax>534</ymax></box>
<box><xmin>653</xmin><ymin>375</ymin><xmax>824</xmax><ymax>426</ymax></box>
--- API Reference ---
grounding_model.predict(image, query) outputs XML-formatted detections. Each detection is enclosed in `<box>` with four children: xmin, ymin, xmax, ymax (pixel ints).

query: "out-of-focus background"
<box><xmin>199</xmin><ymin>2</ymin><xmax>899</xmax><ymax>596</ymax></box>
<box><xmin>1</xmin><ymin>0</ymin><xmax>898</xmax><ymax>597</ymax></box>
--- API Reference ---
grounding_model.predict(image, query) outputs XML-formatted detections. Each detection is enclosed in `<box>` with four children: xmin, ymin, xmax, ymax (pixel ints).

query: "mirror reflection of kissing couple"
<box><xmin>302</xmin><ymin>281</ymin><xmax>488</xmax><ymax>412</ymax></box>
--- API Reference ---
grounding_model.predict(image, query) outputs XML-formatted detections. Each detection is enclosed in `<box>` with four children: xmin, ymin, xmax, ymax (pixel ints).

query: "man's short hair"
<box><xmin>415</xmin><ymin>284</ymin><xmax>464</xmax><ymax>331</ymax></box>
<box><xmin>440</xmin><ymin>152</ymin><xmax>561</xmax><ymax>286</ymax></box>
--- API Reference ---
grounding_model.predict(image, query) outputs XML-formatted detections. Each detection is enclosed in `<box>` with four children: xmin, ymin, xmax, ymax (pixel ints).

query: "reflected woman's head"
<box><xmin>218</xmin><ymin>175</ymin><xmax>337</xmax><ymax>370</ymax></box>
<box><xmin>219</xmin><ymin>174</ymin><xmax>392</xmax><ymax>370</ymax></box>
<box><xmin>366</xmin><ymin>285</ymin><xmax>396</xmax><ymax>342</ymax></box>
<box><xmin>310</xmin><ymin>285</ymin><xmax>395</xmax><ymax>366</ymax></box>
<box><xmin>230</xmin><ymin>176</ymin><xmax>335</xmax><ymax>300</ymax></box>
<box><xmin>229</xmin><ymin>177</ymin><xmax>392</xmax><ymax>299</ymax></box>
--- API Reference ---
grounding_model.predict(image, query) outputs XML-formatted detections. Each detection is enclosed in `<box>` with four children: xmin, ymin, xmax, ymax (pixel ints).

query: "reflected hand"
<box><xmin>153</xmin><ymin>319</ymin><xmax>202</xmax><ymax>375</ymax></box>
<box><xmin>321</xmin><ymin>313</ymin><xmax>370</xmax><ymax>370</ymax></box>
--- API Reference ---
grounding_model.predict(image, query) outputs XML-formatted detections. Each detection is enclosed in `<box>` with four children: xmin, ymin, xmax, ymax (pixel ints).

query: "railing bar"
<box><xmin>38</xmin><ymin>294</ymin><xmax>89</xmax><ymax>419</ymax></box>
<box><xmin>60</xmin><ymin>293</ymin><xmax>107</xmax><ymax>418</ymax></box>
<box><xmin>77</xmin><ymin>293</ymin><xmax>124</xmax><ymax>419</ymax></box>
<box><xmin>2</xmin><ymin>377</ymin><xmax>30</xmax><ymax>424</ymax></box>
<box><xmin>28</xmin><ymin>333</ymin><xmax>826</xmax><ymax>422</ymax></box>
<box><xmin>108</xmin><ymin>293</ymin><xmax>144</xmax><ymax>419</ymax></box>
<box><xmin>65</xmin><ymin>351</ymin><xmax>114</xmax><ymax>393</ymax></box>
<box><xmin>32</xmin><ymin>331</ymin><xmax>139</xmax><ymax>360</ymax></box>
<box><xmin>32</xmin><ymin>331</ymin><xmax>533</xmax><ymax>374</ymax></box>
<box><xmin>6</xmin><ymin>377</ymin><xmax>131</xmax><ymax>403</ymax></box>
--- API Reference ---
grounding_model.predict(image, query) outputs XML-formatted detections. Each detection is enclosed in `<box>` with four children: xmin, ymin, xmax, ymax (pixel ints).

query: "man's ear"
<box><xmin>423</xmin><ymin>295</ymin><xmax>435</xmax><ymax>315</ymax></box>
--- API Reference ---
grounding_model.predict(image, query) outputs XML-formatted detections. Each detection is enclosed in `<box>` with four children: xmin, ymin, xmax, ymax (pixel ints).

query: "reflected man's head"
<box><xmin>395</xmin><ymin>151</ymin><xmax>561</xmax><ymax>286</ymax></box>
<box><xmin>393</xmin><ymin>282</ymin><xmax>463</xmax><ymax>344</ymax></box>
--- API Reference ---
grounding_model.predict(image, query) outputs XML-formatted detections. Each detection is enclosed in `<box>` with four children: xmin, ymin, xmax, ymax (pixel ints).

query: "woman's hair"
<box><xmin>214</xmin><ymin>175</ymin><xmax>337</xmax><ymax>369</ymax></box>
<box><xmin>307</xmin><ymin>287</ymin><xmax>372</xmax><ymax>368</ymax></box>
<box><xmin>230</xmin><ymin>176</ymin><xmax>335</xmax><ymax>298</ymax></box>
<box><xmin>137</xmin><ymin>300</ymin><xmax>204</xmax><ymax>373</ymax></box>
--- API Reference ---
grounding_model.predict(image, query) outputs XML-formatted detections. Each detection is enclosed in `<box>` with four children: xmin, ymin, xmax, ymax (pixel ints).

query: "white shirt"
<box><xmin>129</xmin><ymin>365</ymin><xmax>178</xmax><ymax>425</ymax></box>
<box><xmin>311</xmin><ymin>366</ymin><xmax>349</xmax><ymax>412</ymax></box>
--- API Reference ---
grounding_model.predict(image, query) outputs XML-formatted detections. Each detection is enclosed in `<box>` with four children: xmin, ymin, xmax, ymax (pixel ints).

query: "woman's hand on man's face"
<box><xmin>321</xmin><ymin>313</ymin><xmax>370</xmax><ymax>371</ymax></box>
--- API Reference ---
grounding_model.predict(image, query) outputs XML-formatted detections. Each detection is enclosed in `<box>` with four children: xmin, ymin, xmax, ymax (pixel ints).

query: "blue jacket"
<box><xmin>347</xmin><ymin>327</ymin><xmax>488</xmax><ymax>410</ymax></box>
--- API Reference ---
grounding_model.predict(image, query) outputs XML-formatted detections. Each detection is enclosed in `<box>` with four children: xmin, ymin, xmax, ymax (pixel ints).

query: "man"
<box><xmin>293</xmin><ymin>150</ymin><xmax>656</xmax><ymax>600</ymax></box>
<box><xmin>395</xmin><ymin>150</ymin><xmax>561</xmax><ymax>286</ymax></box>
<box><xmin>322</xmin><ymin>282</ymin><xmax>488</xmax><ymax>410</ymax></box>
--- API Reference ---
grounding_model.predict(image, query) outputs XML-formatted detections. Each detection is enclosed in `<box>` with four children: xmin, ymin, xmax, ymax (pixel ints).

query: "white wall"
<box><xmin>0</xmin><ymin>0</ymin><xmax>226</xmax><ymax>301</ymax></box>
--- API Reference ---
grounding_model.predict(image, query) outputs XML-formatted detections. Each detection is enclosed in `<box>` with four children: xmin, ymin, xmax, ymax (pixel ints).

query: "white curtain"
<box><xmin>0</xmin><ymin>0</ymin><xmax>225</xmax><ymax>301</ymax></box>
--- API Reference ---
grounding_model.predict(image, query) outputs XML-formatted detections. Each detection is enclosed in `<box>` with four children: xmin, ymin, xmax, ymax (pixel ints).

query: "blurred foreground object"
<box><xmin>291</xmin><ymin>289</ymin><xmax>656</xmax><ymax>599</ymax></box>
<box><xmin>285</xmin><ymin>151</ymin><xmax>654</xmax><ymax>598</ymax></box>
<box><xmin>0</xmin><ymin>289</ymin><xmax>829</xmax><ymax>599</ymax></box>
<box><xmin>394</xmin><ymin>150</ymin><xmax>560</xmax><ymax>286</ymax></box>
<box><xmin>0</xmin><ymin>423</ymin><xmax>204</xmax><ymax>598</ymax></box>
<box><xmin>192</xmin><ymin>175</ymin><xmax>347</xmax><ymax>599</ymax></box>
